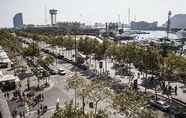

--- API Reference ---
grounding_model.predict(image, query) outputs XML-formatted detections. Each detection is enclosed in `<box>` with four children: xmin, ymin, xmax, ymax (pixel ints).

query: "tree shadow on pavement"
<box><xmin>141</xmin><ymin>77</ymin><xmax>160</xmax><ymax>90</ymax></box>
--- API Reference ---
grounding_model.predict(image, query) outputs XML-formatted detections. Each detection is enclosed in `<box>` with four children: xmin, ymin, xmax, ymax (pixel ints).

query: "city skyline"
<box><xmin>0</xmin><ymin>0</ymin><xmax>186</xmax><ymax>27</ymax></box>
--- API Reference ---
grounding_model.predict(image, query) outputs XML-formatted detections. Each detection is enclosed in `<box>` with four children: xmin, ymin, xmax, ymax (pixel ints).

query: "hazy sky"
<box><xmin>0</xmin><ymin>0</ymin><xmax>186</xmax><ymax>27</ymax></box>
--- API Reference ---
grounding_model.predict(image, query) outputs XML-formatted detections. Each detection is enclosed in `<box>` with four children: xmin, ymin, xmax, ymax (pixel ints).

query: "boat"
<box><xmin>132</xmin><ymin>30</ymin><xmax>150</xmax><ymax>34</ymax></box>
<box><xmin>176</xmin><ymin>29</ymin><xmax>186</xmax><ymax>39</ymax></box>
<box><xmin>115</xmin><ymin>31</ymin><xmax>137</xmax><ymax>40</ymax></box>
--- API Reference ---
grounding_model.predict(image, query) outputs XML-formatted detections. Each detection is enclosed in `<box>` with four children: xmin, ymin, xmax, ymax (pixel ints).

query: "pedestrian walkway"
<box><xmin>87</xmin><ymin>57</ymin><xmax>186</xmax><ymax>104</ymax></box>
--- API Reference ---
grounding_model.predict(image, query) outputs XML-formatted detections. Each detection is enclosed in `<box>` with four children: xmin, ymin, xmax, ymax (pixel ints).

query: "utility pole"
<box><xmin>167</xmin><ymin>10</ymin><xmax>172</xmax><ymax>39</ymax></box>
<box><xmin>118</xmin><ymin>14</ymin><xmax>121</xmax><ymax>30</ymax></box>
<box><xmin>44</xmin><ymin>5</ymin><xmax>47</xmax><ymax>25</ymax></box>
<box><xmin>75</xmin><ymin>31</ymin><xmax>77</xmax><ymax>63</ymax></box>
<box><xmin>128</xmin><ymin>8</ymin><xmax>131</xmax><ymax>27</ymax></box>
<box><xmin>105</xmin><ymin>22</ymin><xmax>108</xmax><ymax>33</ymax></box>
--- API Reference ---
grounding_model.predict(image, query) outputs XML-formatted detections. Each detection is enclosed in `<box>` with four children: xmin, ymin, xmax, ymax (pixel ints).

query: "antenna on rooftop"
<box><xmin>118</xmin><ymin>14</ymin><xmax>121</xmax><ymax>24</ymax></box>
<box><xmin>44</xmin><ymin>5</ymin><xmax>47</xmax><ymax>25</ymax></box>
<box><xmin>128</xmin><ymin>8</ymin><xmax>131</xmax><ymax>27</ymax></box>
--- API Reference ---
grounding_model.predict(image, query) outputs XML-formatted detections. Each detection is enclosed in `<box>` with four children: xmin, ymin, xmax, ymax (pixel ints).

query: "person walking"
<box><xmin>37</xmin><ymin>109</ymin><xmax>40</xmax><ymax>118</ymax></box>
<box><xmin>23</xmin><ymin>111</ymin><xmax>25</xmax><ymax>118</ymax></box>
<box><xmin>7</xmin><ymin>92</ymin><xmax>9</xmax><ymax>99</ymax></box>
<box><xmin>175</xmin><ymin>85</ymin><xmax>177</xmax><ymax>95</ymax></box>
<box><xmin>168</xmin><ymin>85</ymin><xmax>172</xmax><ymax>95</ymax></box>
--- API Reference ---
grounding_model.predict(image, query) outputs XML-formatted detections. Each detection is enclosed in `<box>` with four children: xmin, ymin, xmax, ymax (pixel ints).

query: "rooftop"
<box><xmin>0</xmin><ymin>46</ymin><xmax>11</xmax><ymax>63</ymax></box>
<box><xmin>0</xmin><ymin>71</ymin><xmax>19</xmax><ymax>82</ymax></box>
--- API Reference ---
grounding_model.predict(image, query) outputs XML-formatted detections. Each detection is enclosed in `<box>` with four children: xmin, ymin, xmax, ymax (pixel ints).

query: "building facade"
<box><xmin>163</xmin><ymin>14</ymin><xmax>186</xmax><ymax>29</ymax></box>
<box><xmin>13</xmin><ymin>13</ymin><xmax>23</xmax><ymax>28</ymax></box>
<box><xmin>131</xmin><ymin>21</ymin><xmax>158</xmax><ymax>30</ymax></box>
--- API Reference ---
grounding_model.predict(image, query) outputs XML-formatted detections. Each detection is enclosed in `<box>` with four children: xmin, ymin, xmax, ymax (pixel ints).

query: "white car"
<box><xmin>58</xmin><ymin>68</ymin><xmax>66</xmax><ymax>75</ymax></box>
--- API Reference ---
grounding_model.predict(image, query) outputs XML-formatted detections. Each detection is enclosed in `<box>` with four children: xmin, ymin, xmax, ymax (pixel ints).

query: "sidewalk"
<box><xmin>88</xmin><ymin>58</ymin><xmax>186</xmax><ymax>104</ymax></box>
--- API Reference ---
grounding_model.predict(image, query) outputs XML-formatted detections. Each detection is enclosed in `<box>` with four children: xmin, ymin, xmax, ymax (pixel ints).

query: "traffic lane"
<box><xmin>147</xmin><ymin>95</ymin><xmax>186</xmax><ymax>117</ymax></box>
<box><xmin>42</xmin><ymin>75</ymin><xmax>74</xmax><ymax>107</ymax></box>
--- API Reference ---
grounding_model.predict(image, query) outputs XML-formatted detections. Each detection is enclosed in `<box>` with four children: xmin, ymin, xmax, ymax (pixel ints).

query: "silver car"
<box><xmin>150</xmin><ymin>100</ymin><xmax>170</xmax><ymax>111</ymax></box>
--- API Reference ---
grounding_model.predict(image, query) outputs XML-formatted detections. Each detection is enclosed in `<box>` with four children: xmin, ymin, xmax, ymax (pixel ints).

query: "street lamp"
<box><xmin>74</xmin><ymin>29</ymin><xmax>78</xmax><ymax>64</ymax></box>
<box><xmin>56</xmin><ymin>98</ymin><xmax>60</xmax><ymax>110</ymax></box>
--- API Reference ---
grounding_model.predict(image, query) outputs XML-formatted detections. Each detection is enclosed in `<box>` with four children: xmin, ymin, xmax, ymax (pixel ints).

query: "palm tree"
<box><xmin>88</xmin><ymin>80</ymin><xmax>111</xmax><ymax>115</ymax></box>
<box><xmin>112</xmin><ymin>90</ymin><xmax>157</xmax><ymax>118</ymax></box>
<box><xmin>38</xmin><ymin>55</ymin><xmax>54</xmax><ymax>85</ymax></box>
<box><xmin>67</xmin><ymin>73</ymin><xmax>83</xmax><ymax>108</ymax></box>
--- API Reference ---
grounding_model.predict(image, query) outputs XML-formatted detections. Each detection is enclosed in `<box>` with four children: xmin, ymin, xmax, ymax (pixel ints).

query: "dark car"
<box><xmin>57</xmin><ymin>54</ymin><xmax>64</xmax><ymax>59</ymax></box>
<box><xmin>149</xmin><ymin>100</ymin><xmax>170</xmax><ymax>111</ymax></box>
<box><xmin>49</xmin><ymin>69</ymin><xmax>58</xmax><ymax>75</ymax></box>
<box><xmin>175</xmin><ymin>112</ymin><xmax>186</xmax><ymax>118</ymax></box>
<box><xmin>43</xmin><ymin>65</ymin><xmax>57</xmax><ymax>75</ymax></box>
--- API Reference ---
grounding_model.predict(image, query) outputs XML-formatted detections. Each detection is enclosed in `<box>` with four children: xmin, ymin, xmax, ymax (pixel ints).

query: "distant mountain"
<box><xmin>163</xmin><ymin>14</ymin><xmax>186</xmax><ymax>28</ymax></box>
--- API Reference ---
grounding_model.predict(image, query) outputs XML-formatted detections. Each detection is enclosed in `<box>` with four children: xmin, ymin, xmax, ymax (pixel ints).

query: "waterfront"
<box><xmin>136</xmin><ymin>30</ymin><xmax>178</xmax><ymax>40</ymax></box>
<box><xmin>1</xmin><ymin>0</ymin><xmax>186</xmax><ymax>117</ymax></box>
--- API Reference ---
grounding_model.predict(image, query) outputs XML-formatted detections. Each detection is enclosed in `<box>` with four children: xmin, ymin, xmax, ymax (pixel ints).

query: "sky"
<box><xmin>0</xmin><ymin>0</ymin><xmax>186</xmax><ymax>27</ymax></box>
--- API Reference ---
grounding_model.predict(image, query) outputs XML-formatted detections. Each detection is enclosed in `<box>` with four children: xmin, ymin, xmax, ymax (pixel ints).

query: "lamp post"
<box><xmin>56</xmin><ymin>98</ymin><xmax>60</xmax><ymax>110</ymax></box>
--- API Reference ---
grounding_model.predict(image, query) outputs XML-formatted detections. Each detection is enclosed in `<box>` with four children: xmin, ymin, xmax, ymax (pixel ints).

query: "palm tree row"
<box><xmin>15</xmin><ymin>31</ymin><xmax>186</xmax><ymax>84</ymax></box>
<box><xmin>0</xmin><ymin>29</ymin><xmax>23</xmax><ymax>57</ymax></box>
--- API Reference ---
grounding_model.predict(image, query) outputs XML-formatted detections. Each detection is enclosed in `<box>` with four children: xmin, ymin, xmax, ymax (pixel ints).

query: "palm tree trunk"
<box><xmin>94</xmin><ymin>101</ymin><xmax>99</xmax><ymax>115</ymax></box>
<box><xmin>75</xmin><ymin>88</ymin><xmax>77</xmax><ymax>109</ymax></box>
<box><xmin>155</xmin><ymin>87</ymin><xmax>158</xmax><ymax>100</ymax></box>
<box><xmin>45</xmin><ymin>77</ymin><xmax>48</xmax><ymax>86</ymax></box>
<box><xmin>27</xmin><ymin>78</ymin><xmax>30</xmax><ymax>90</ymax></box>
<box><xmin>37</xmin><ymin>78</ymin><xmax>40</xmax><ymax>89</ymax></box>
<box><xmin>105</xmin><ymin>56</ymin><xmax>107</xmax><ymax>73</ymax></box>
<box><xmin>94</xmin><ymin>56</ymin><xmax>97</xmax><ymax>72</ymax></box>
<box><xmin>145</xmin><ymin>72</ymin><xmax>148</xmax><ymax>93</ymax></box>
<box><xmin>89</xmin><ymin>55</ymin><xmax>92</xmax><ymax>69</ymax></box>
<box><xmin>82</xmin><ymin>96</ymin><xmax>85</xmax><ymax>115</ymax></box>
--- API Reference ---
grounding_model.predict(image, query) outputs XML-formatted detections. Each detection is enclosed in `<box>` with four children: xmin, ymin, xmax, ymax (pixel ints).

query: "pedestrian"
<box><xmin>175</xmin><ymin>85</ymin><xmax>177</xmax><ymax>95</ymax></box>
<box><xmin>40</xmin><ymin>104</ymin><xmax>43</xmax><ymax>113</ymax></box>
<box><xmin>19</xmin><ymin>112</ymin><xmax>22</xmax><ymax>118</ymax></box>
<box><xmin>168</xmin><ymin>86</ymin><xmax>172</xmax><ymax>95</ymax></box>
<box><xmin>37</xmin><ymin>109</ymin><xmax>40</xmax><ymax>117</ymax></box>
<box><xmin>23</xmin><ymin>111</ymin><xmax>25</xmax><ymax>118</ymax></box>
<box><xmin>162</xmin><ymin>81</ymin><xmax>165</xmax><ymax>89</ymax></box>
<box><xmin>23</xmin><ymin>92</ymin><xmax>25</xmax><ymax>97</ymax></box>
<box><xmin>4</xmin><ymin>93</ymin><xmax>7</xmax><ymax>98</ymax></box>
<box><xmin>138</xmin><ymin>72</ymin><xmax>140</xmax><ymax>79</ymax></box>
<box><xmin>13</xmin><ymin>110</ymin><xmax>17</xmax><ymax>118</ymax></box>
<box><xmin>41</xmin><ymin>93</ymin><xmax>44</xmax><ymax>100</ymax></box>
<box><xmin>7</xmin><ymin>92</ymin><xmax>9</xmax><ymax>99</ymax></box>
<box><xmin>164</xmin><ymin>85</ymin><xmax>168</xmax><ymax>94</ymax></box>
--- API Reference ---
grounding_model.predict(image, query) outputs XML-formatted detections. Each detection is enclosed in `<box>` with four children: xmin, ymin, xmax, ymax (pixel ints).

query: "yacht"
<box><xmin>176</xmin><ymin>29</ymin><xmax>186</xmax><ymax>39</ymax></box>
<box><xmin>116</xmin><ymin>31</ymin><xmax>137</xmax><ymax>40</ymax></box>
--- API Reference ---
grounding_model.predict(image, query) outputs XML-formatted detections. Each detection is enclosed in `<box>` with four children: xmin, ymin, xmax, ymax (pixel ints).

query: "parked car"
<box><xmin>58</xmin><ymin>68</ymin><xmax>66</xmax><ymax>75</ymax></box>
<box><xmin>57</xmin><ymin>54</ymin><xmax>64</xmax><ymax>59</ymax></box>
<box><xmin>149</xmin><ymin>100</ymin><xmax>170</xmax><ymax>111</ymax></box>
<box><xmin>49</xmin><ymin>69</ymin><xmax>58</xmax><ymax>75</ymax></box>
<box><xmin>175</xmin><ymin>112</ymin><xmax>186</xmax><ymax>118</ymax></box>
<box><xmin>43</xmin><ymin>65</ymin><xmax>57</xmax><ymax>75</ymax></box>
